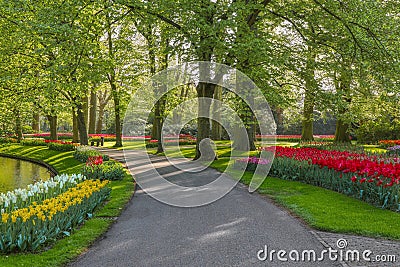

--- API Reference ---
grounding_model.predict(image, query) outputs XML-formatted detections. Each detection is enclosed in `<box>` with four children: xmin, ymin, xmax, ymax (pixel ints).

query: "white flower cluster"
<box><xmin>0</xmin><ymin>174</ymin><xmax>85</xmax><ymax>212</ymax></box>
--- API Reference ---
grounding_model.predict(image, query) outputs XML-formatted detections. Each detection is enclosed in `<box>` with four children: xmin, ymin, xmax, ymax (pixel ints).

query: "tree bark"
<box><xmin>334</xmin><ymin>119</ymin><xmax>350</xmax><ymax>142</ymax></box>
<box><xmin>15</xmin><ymin>110</ymin><xmax>23</xmax><ymax>142</ymax></box>
<box><xmin>88</xmin><ymin>89</ymin><xmax>97</xmax><ymax>134</ymax></box>
<box><xmin>301</xmin><ymin>90</ymin><xmax>315</xmax><ymax>141</ymax></box>
<box><xmin>211</xmin><ymin>85</ymin><xmax>222</xmax><ymax>140</ymax></box>
<box><xmin>194</xmin><ymin>82</ymin><xmax>216</xmax><ymax>160</ymax></box>
<box><xmin>47</xmin><ymin>114</ymin><xmax>58</xmax><ymax>140</ymax></box>
<box><xmin>152</xmin><ymin>98</ymin><xmax>166</xmax><ymax>153</ymax></box>
<box><xmin>112</xmin><ymin>89</ymin><xmax>123</xmax><ymax>147</ymax></box>
<box><xmin>233</xmin><ymin>100</ymin><xmax>256</xmax><ymax>151</ymax></box>
<box><xmin>76</xmin><ymin>102</ymin><xmax>89</xmax><ymax>145</ymax></box>
<box><xmin>96</xmin><ymin>90</ymin><xmax>111</xmax><ymax>134</ymax></box>
<box><xmin>96</xmin><ymin>103</ymin><xmax>106</xmax><ymax>134</ymax></box>
<box><xmin>274</xmin><ymin>107</ymin><xmax>284</xmax><ymax>135</ymax></box>
<box><xmin>82</xmin><ymin>94</ymin><xmax>89</xmax><ymax>130</ymax></box>
<box><xmin>106</xmin><ymin>12</ymin><xmax>122</xmax><ymax>147</ymax></box>
<box><xmin>32</xmin><ymin>112</ymin><xmax>40</xmax><ymax>133</ymax></box>
<box><xmin>334</xmin><ymin>67</ymin><xmax>352</xmax><ymax>143</ymax></box>
<box><xmin>72</xmin><ymin>108</ymin><xmax>79</xmax><ymax>143</ymax></box>
<box><xmin>301</xmin><ymin>48</ymin><xmax>317</xmax><ymax>141</ymax></box>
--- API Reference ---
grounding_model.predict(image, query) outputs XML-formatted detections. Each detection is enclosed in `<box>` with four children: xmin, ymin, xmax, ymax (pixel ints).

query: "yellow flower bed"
<box><xmin>1</xmin><ymin>180</ymin><xmax>108</xmax><ymax>224</ymax></box>
<box><xmin>0</xmin><ymin>179</ymin><xmax>110</xmax><ymax>252</ymax></box>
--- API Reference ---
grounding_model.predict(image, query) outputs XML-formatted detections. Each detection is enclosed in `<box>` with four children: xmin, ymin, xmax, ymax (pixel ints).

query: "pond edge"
<box><xmin>0</xmin><ymin>153</ymin><xmax>58</xmax><ymax>177</ymax></box>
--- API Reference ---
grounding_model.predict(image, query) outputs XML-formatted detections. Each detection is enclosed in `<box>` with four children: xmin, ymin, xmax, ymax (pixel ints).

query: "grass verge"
<box><xmin>0</xmin><ymin>144</ymin><xmax>135</xmax><ymax>266</ymax></box>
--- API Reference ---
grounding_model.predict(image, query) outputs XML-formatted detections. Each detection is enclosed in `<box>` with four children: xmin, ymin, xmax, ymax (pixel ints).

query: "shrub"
<box><xmin>0</xmin><ymin>137</ymin><xmax>18</xmax><ymax>144</ymax></box>
<box><xmin>74</xmin><ymin>146</ymin><xmax>109</xmax><ymax>162</ymax></box>
<box><xmin>20</xmin><ymin>138</ymin><xmax>47</xmax><ymax>146</ymax></box>
<box><xmin>47</xmin><ymin>142</ymin><xmax>76</xmax><ymax>151</ymax></box>
<box><xmin>82</xmin><ymin>160</ymin><xmax>124</xmax><ymax>181</ymax></box>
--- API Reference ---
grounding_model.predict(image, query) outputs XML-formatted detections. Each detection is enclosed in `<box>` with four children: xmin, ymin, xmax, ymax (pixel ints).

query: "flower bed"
<box><xmin>73</xmin><ymin>146</ymin><xmax>109</xmax><ymax>162</ymax></box>
<box><xmin>0</xmin><ymin>178</ymin><xmax>110</xmax><ymax>253</ymax></box>
<box><xmin>26</xmin><ymin>133</ymin><xmax>73</xmax><ymax>140</ymax></box>
<box><xmin>379</xmin><ymin>140</ymin><xmax>400</xmax><ymax>148</ymax></box>
<box><xmin>234</xmin><ymin>156</ymin><xmax>271</xmax><ymax>172</ymax></box>
<box><xmin>236</xmin><ymin>146</ymin><xmax>400</xmax><ymax>210</ymax></box>
<box><xmin>0</xmin><ymin>137</ymin><xmax>18</xmax><ymax>144</ymax></box>
<box><xmin>45</xmin><ymin>140</ymin><xmax>78</xmax><ymax>151</ymax></box>
<box><xmin>256</xmin><ymin>134</ymin><xmax>335</xmax><ymax>142</ymax></box>
<box><xmin>82</xmin><ymin>156</ymin><xmax>124</xmax><ymax>181</ymax></box>
<box><xmin>0</xmin><ymin>174</ymin><xmax>84</xmax><ymax>213</ymax></box>
<box><xmin>387</xmin><ymin>145</ymin><xmax>400</xmax><ymax>156</ymax></box>
<box><xmin>20</xmin><ymin>139</ymin><xmax>78</xmax><ymax>151</ymax></box>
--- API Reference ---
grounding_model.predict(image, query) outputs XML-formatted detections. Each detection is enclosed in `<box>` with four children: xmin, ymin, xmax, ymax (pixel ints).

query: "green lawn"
<box><xmin>0</xmin><ymin>144</ymin><xmax>135</xmax><ymax>266</ymax></box>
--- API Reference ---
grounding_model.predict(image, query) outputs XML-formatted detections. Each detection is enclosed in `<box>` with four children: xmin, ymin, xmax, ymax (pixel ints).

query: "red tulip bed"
<box><xmin>249</xmin><ymin>146</ymin><xmax>400</xmax><ymax>210</ymax></box>
<box><xmin>256</xmin><ymin>134</ymin><xmax>335</xmax><ymax>142</ymax></box>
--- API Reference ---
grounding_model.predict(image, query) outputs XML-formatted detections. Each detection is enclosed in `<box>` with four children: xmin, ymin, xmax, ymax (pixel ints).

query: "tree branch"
<box><xmin>124</xmin><ymin>4</ymin><xmax>183</xmax><ymax>31</ymax></box>
<box><xmin>268</xmin><ymin>10</ymin><xmax>308</xmax><ymax>43</ymax></box>
<box><xmin>247</xmin><ymin>0</ymin><xmax>273</xmax><ymax>28</ymax></box>
<box><xmin>312</xmin><ymin>0</ymin><xmax>362</xmax><ymax>53</ymax></box>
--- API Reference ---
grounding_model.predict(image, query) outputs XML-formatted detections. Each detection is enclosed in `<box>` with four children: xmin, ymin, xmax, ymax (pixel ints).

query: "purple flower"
<box><xmin>387</xmin><ymin>145</ymin><xmax>400</xmax><ymax>151</ymax></box>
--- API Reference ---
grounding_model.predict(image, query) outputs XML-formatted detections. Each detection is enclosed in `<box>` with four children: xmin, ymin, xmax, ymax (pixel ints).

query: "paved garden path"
<box><xmin>70</xmin><ymin>149</ymin><xmax>399</xmax><ymax>267</ymax></box>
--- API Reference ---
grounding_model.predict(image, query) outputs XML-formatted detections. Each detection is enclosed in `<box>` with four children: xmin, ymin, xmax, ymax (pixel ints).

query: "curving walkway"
<box><xmin>70</xmin><ymin>148</ymin><xmax>399</xmax><ymax>267</ymax></box>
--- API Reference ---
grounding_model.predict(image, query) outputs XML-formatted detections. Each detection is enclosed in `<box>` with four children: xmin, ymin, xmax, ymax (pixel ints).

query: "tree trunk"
<box><xmin>301</xmin><ymin>48</ymin><xmax>317</xmax><ymax>141</ymax></box>
<box><xmin>83</xmin><ymin>95</ymin><xmax>89</xmax><ymax>130</ymax></box>
<box><xmin>334</xmin><ymin>67</ymin><xmax>352</xmax><ymax>143</ymax></box>
<box><xmin>194</xmin><ymin>82</ymin><xmax>216</xmax><ymax>160</ymax></box>
<box><xmin>274</xmin><ymin>107</ymin><xmax>284</xmax><ymax>135</ymax></box>
<box><xmin>32</xmin><ymin>112</ymin><xmax>40</xmax><ymax>133</ymax></box>
<box><xmin>76</xmin><ymin>102</ymin><xmax>89</xmax><ymax>145</ymax></box>
<box><xmin>95</xmin><ymin>90</ymin><xmax>111</xmax><ymax>134</ymax></box>
<box><xmin>301</xmin><ymin>90</ymin><xmax>314</xmax><ymax>141</ymax></box>
<box><xmin>334</xmin><ymin>119</ymin><xmax>350</xmax><ymax>142</ymax></box>
<box><xmin>106</xmin><ymin>12</ymin><xmax>122</xmax><ymax>147</ymax></box>
<box><xmin>88</xmin><ymin>89</ymin><xmax>97</xmax><ymax>134</ymax></box>
<box><xmin>15</xmin><ymin>110</ymin><xmax>23</xmax><ymax>142</ymax></box>
<box><xmin>113</xmin><ymin>92</ymin><xmax>122</xmax><ymax>147</ymax></box>
<box><xmin>72</xmin><ymin>108</ymin><xmax>79</xmax><ymax>143</ymax></box>
<box><xmin>152</xmin><ymin>98</ymin><xmax>165</xmax><ymax>154</ymax></box>
<box><xmin>233</xmin><ymin>101</ymin><xmax>256</xmax><ymax>151</ymax></box>
<box><xmin>96</xmin><ymin>103</ymin><xmax>106</xmax><ymax>134</ymax></box>
<box><xmin>211</xmin><ymin>85</ymin><xmax>222</xmax><ymax>140</ymax></box>
<box><xmin>47</xmin><ymin>115</ymin><xmax>57</xmax><ymax>140</ymax></box>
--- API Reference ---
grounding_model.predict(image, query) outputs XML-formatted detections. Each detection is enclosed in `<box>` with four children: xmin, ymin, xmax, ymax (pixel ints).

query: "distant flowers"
<box><xmin>236</xmin><ymin>156</ymin><xmax>270</xmax><ymax>165</ymax></box>
<box><xmin>379</xmin><ymin>140</ymin><xmax>400</xmax><ymax>147</ymax></box>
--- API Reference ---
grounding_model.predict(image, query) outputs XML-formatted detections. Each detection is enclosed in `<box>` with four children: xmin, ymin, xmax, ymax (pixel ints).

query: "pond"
<box><xmin>0</xmin><ymin>156</ymin><xmax>51</xmax><ymax>193</ymax></box>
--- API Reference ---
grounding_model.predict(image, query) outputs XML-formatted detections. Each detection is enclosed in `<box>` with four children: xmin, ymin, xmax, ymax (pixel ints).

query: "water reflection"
<box><xmin>0</xmin><ymin>157</ymin><xmax>51</xmax><ymax>193</ymax></box>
